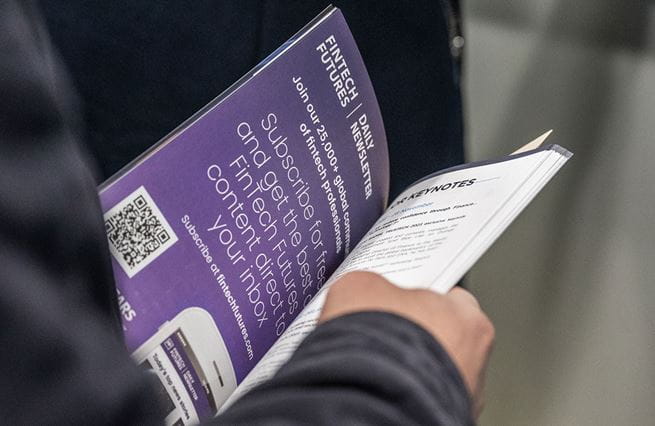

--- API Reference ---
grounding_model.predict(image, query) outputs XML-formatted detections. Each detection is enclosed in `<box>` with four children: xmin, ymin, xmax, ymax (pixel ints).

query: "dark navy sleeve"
<box><xmin>217</xmin><ymin>312</ymin><xmax>474</xmax><ymax>425</ymax></box>
<box><xmin>0</xmin><ymin>2</ymin><xmax>161</xmax><ymax>424</ymax></box>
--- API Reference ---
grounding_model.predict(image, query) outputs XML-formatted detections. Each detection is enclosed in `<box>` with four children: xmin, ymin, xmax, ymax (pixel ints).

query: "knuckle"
<box><xmin>477</xmin><ymin>314</ymin><xmax>495</xmax><ymax>342</ymax></box>
<box><xmin>330</xmin><ymin>271</ymin><xmax>395</xmax><ymax>297</ymax></box>
<box><xmin>328</xmin><ymin>278</ymin><xmax>350</xmax><ymax>294</ymax></box>
<box><xmin>344</xmin><ymin>270</ymin><xmax>390</xmax><ymax>287</ymax></box>
<box><xmin>415</xmin><ymin>289</ymin><xmax>447</xmax><ymax>310</ymax></box>
<box><xmin>413</xmin><ymin>288</ymin><xmax>439</xmax><ymax>300</ymax></box>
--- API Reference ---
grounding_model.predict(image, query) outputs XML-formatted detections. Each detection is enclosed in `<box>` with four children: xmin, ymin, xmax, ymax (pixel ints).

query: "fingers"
<box><xmin>447</xmin><ymin>286</ymin><xmax>480</xmax><ymax>309</ymax></box>
<box><xmin>448</xmin><ymin>287</ymin><xmax>494</xmax><ymax>343</ymax></box>
<box><xmin>320</xmin><ymin>272</ymin><xmax>495</xmax><ymax>420</ymax></box>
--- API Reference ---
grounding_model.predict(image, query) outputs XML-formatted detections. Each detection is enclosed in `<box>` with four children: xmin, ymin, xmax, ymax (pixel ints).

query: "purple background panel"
<box><xmin>100</xmin><ymin>9</ymin><xmax>389</xmax><ymax>382</ymax></box>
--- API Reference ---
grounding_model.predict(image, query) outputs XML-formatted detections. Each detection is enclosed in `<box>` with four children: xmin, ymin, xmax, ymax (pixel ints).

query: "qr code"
<box><xmin>104</xmin><ymin>186</ymin><xmax>178</xmax><ymax>278</ymax></box>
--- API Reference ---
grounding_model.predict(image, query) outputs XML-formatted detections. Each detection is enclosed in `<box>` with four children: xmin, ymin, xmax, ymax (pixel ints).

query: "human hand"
<box><xmin>319</xmin><ymin>271</ymin><xmax>494</xmax><ymax>418</ymax></box>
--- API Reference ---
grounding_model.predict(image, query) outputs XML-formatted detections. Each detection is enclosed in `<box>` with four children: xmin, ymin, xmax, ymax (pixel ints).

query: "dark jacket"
<box><xmin>0</xmin><ymin>1</ymin><xmax>471</xmax><ymax>424</ymax></box>
<box><xmin>40</xmin><ymin>0</ymin><xmax>464</xmax><ymax>199</ymax></box>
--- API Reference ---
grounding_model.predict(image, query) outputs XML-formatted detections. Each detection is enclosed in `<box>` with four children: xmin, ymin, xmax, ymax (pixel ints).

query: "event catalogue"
<box><xmin>98</xmin><ymin>6</ymin><xmax>571</xmax><ymax>425</ymax></box>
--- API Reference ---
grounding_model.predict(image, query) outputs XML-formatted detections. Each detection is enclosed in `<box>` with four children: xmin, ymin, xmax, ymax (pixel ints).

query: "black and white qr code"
<box><xmin>104</xmin><ymin>186</ymin><xmax>178</xmax><ymax>277</ymax></box>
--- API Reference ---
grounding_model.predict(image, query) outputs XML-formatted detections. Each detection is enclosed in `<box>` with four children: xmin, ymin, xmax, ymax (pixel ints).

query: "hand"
<box><xmin>319</xmin><ymin>271</ymin><xmax>494</xmax><ymax>418</ymax></box>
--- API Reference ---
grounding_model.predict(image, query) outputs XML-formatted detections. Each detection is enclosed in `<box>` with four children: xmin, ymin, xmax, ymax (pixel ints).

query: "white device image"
<box><xmin>132</xmin><ymin>307</ymin><xmax>237</xmax><ymax>425</ymax></box>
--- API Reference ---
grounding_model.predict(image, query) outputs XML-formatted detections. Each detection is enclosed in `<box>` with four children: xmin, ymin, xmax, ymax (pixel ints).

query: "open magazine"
<box><xmin>99</xmin><ymin>6</ymin><xmax>571</xmax><ymax>425</ymax></box>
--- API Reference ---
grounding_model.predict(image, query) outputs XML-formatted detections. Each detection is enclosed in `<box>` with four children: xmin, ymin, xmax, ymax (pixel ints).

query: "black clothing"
<box><xmin>0</xmin><ymin>2</ymin><xmax>157</xmax><ymax>424</ymax></box>
<box><xmin>1</xmin><ymin>1</ymin><xmax>472</xmax><ymax>425</ymax></box>
<box><xmin>41</xmin><ymin>0</ymin><xmax>464</xmax><ymax>199</ymax></box>
<box><xmin>219</xmin><ymin>312</ymin><xmax>473</xmax><ymax>425</ymax></box>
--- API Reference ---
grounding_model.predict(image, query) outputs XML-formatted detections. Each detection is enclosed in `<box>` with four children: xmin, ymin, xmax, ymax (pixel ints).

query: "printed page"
<box><xmin>223</xmin><ymin>145</ymin><xmax>571</xmax><ymax>409</ymax></box>
<box><xmin>98</xmin><ymin>9</ymin><xmax>389</xmax><ymax>423</ymax></box>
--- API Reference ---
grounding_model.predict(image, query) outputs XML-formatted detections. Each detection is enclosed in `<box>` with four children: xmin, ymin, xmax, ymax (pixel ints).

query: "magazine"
<box><xmin>99</xmin><ymin>6</ymin><xmax>571</xmax><ymax>425</ymax></box>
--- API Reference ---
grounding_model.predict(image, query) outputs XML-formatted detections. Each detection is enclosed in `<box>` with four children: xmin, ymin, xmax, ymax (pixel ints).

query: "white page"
<box><xmin>437</xmin><ymin>150</ymin><xmax>568</xmax><ymax>290</ymax></box>
<box><xmin>220</xmin><ymin>146</ymin><xmax>571</xmax><ymax>410</ymax></box>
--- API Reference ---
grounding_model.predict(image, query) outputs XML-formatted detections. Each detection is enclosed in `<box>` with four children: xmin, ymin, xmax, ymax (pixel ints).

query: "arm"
<box><xmin>217</xmin><ymin>272</ymin><xmax>494</xmax><ymax>425</ymax></box>
<box><xmin>0</xmin><ymin>2</ymin><xmax>161</xmax><ymax>423</ymax></box>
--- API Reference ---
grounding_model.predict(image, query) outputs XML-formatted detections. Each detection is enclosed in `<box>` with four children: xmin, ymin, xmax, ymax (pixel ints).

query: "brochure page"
<box><xmin>98</xmin><ymin>9</ymin><xmax>388</xmax><ymax>420</ymax></box>
<box><xmin>223</xmin><ymin>146</ymin><xmax>571</xmax><ymax>408</ymax></box>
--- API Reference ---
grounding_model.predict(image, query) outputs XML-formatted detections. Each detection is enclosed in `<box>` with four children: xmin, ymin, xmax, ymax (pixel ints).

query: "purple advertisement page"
<box><xmin>100</xmin><ymin>9</ymin><xmax>389</xmax><ymax>382</ymax></box>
